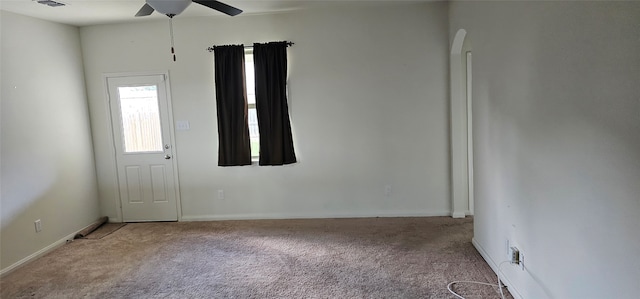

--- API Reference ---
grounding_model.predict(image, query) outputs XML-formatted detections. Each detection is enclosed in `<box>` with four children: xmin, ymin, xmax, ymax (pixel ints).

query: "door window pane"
<box><xmin>118</xmin><ymin>85</ymin><xmax>163</xmax><ymax>153</ymax></box>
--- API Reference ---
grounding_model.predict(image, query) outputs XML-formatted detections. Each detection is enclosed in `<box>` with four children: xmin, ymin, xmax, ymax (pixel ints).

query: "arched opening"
<box><xmin>450</xmin><ymin>29</ymin><xmax>473</xmax><ymax>218</ymax></box>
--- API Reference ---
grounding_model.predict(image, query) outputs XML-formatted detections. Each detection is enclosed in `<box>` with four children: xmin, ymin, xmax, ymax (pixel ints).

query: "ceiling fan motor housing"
<box><xmin>147</xmin><ymin>0</ymin><xmax>191</xmax><ymax>16</ymax></box>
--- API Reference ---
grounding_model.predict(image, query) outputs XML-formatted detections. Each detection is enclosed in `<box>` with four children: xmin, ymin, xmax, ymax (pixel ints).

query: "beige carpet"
<box><xmin>1</xmin><ymin>217</ymin><xmax>512</xmax><ymax>298</ymax></box>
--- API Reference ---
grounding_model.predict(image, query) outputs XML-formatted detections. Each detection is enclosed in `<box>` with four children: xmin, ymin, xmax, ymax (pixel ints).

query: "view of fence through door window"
<box><xmin>118</xmin><ymin>85</ymin><xmax>163</xmax><ymax>153</ymax></box>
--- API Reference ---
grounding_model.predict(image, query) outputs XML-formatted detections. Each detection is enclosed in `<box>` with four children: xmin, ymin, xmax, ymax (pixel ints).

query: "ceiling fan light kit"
<box><xmin>146</xmin><ymin>0</ymin><xmax>191</xmax><ymax>16</ymax></box>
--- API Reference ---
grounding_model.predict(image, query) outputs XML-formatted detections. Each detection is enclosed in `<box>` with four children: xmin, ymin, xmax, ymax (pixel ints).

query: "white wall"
<box><xmin>449</xmin><ymin>1</ymin><xmax>640</xmax><ymax>298</ymax></box>
<box><xmin>0</xmin><ymin>11</ymin><xmax>100</xmax><ymax>271</ymax></box>
<box><xmin>80</xmin><ymin>2</ymin><xmax>451</xmax><ymax>221</ymax></box>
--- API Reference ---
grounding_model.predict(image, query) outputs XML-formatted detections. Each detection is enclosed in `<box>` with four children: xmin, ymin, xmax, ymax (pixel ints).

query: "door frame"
<box><xmin>466</xmin><ymin>51</ymin><xmax>474</xmax><ymax>215</ymax></box>
<box><xmin>450</xmin><ymin>29</ymin><xmax>473</xmax><ymax>218</ymax></box>
<box><xmin>103</xmin><ymin>70</ymin><xmax>182</xmax><ymax>222</ymax></box>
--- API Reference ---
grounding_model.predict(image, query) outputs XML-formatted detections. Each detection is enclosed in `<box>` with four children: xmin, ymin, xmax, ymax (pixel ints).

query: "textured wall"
<box><xmin>449</xmin><ymin>1</ymin><xmax>640</xmax><ymax>298</ymax></box>
<box><xmin>1</xmin><ymin>11</ymin><xmax>100</xmax><ymax>271</ymax></box>
<box><xmin>80</xmin><ymin>2</ymin><xmax>452</xmax><ymax>221</ymax></box>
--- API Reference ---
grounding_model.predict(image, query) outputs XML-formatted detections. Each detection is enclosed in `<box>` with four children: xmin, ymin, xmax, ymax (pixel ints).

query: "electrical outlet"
<box><xmin>519</xmin><ymin>252</ymin><xmax>525</xmax><ymax>270</ymax></box>
<box><xmin>217</xmin><ymin>189</ymin><xmax>225</xmax><ymax>200</ymax></box>
<box><xmin>384</xmin><ymin>185</ymin><xmax>392</xmax><ymax>197</ymax></box>
<box><xmin>509</xmin><ymin>246</ymin><xmax>520</xmax><ymax>264</ymax></box>
<box><xmin>34</xmin><ymin>219</ymin><xmax>42</xmax><ymax>233</ymax></box>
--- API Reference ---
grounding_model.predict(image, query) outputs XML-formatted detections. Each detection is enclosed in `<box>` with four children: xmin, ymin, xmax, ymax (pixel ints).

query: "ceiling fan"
<box><xmin>134</xmin><ymin>0</ymin><xmax>242</xmax><ymax>61</ymax></box>
<box><xmin>135</xmin><ymin>0</ymin><xmax>243</xmax><ymax>18</ymax></box>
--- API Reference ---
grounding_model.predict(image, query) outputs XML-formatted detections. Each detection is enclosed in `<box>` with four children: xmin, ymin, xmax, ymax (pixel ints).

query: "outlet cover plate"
<box><xmin>34</xmin><ymin>219</ymin><xmax>42</xmax><ymax>232</ymax></box>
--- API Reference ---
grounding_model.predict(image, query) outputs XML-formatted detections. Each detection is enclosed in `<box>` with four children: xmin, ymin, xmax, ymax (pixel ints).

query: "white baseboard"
<box><xmin>472</xmin><ymin>237</ymin><xmax>524</xmax><ymax>299</ymax></box>
<box><xmin>181</xmin><ymin>210</ymin><xmax>452</xmax><ymax>222</ymax></box>
<box><xmin>0</xmin><ymin>222</ymin><xmax>95</xmax><ymax>277</ymax></box>
<box><xmin>452</xmin><ymin>211</ymin><xmax>467</xmax><ymax>218</ymax></box>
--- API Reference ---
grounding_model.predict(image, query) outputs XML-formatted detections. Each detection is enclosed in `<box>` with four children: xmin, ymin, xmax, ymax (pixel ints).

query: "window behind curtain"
<box><xmin>244</xmin><ymin>50</ymin><xmax>259</xmax><ymax>160</ymax></box>
<box><xmin>213</xmin><ymin>42</ymin><xmax>295</xmax><ymax>166</ymax></box>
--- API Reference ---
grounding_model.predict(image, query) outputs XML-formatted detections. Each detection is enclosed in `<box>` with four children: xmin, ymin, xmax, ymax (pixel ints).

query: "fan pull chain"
<box><xmin>169</xmin><ymin>16</ymin><xmax>176</xmax><ymax>62</ymax></box>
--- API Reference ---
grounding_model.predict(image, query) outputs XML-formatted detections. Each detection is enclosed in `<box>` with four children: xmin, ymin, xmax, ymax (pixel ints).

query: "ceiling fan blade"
<box><xmin>135</xmin><ymin>3</ymin><xmax>155</xmax><ymax>17</ymax></box>
<box><xmin>193</xmin><ymin>0</ymin><xmax>243</xmax><ymax>16</ymax></box>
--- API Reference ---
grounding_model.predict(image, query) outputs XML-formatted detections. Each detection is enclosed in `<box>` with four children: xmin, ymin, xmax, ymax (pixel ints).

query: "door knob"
<box><xmin>164</xmin><ymin>155</ymin><xmax>171</xmax><ymax>159</ymax></box>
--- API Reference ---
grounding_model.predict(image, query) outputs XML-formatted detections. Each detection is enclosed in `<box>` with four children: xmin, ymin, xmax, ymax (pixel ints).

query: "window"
<box><xmin>117</xmin><ymin>85</ymin><xmax>163</xmax><ymax>153</ymax></box>
<box><xmin>244</xmin><ymin>50</ymin><xmax>259</xmax><ymax>160</ymax></box>
<box><xmin>213</xmin><ymin>42</ymin><xmax>296</xmax><ymax>166</ymax></box>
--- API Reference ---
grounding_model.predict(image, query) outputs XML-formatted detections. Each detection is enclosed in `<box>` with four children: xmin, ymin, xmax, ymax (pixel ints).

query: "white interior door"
<box><xmin>107</xmin><ymin>74</ymin><xmax>178</xmax><ymax>222</ymax></box>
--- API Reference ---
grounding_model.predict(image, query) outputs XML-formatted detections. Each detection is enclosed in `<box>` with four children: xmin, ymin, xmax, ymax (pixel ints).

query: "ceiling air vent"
<box><xmin>36</xmin><ymin>0</ymin><xmax>66</xmax><ymax>7</ymax></box>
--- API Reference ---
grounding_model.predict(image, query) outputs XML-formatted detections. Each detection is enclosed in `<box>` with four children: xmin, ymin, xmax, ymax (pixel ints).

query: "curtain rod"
<box><xmin>207</xmin><ymin>41</ymin><xmax>294</xmax><ymax>52</ymax></box>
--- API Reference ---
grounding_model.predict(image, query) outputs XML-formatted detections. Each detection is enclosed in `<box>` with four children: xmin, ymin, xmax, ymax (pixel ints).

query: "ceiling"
<box><xmin>0</xmin><ymin>0</ymin><xmax>366</xmax><ymax>27</ymax></box>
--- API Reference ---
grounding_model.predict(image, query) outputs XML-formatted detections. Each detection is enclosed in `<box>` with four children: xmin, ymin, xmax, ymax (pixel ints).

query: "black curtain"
<box><xmin>253</xmin><ymin>42</ymin><xmax>297</xmax><ymax>165</ymax></box>
<box><xmin>214</xmin><ymin>45</ymin><xmax>251</xmax><ymax>166</ymax></box>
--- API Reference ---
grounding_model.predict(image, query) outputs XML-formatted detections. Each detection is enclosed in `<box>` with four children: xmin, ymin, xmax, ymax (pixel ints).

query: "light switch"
<box><xmin>176</xmin><ymin>120</ymin><xmax>190</xmax><ymax>131</ymax></box>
